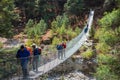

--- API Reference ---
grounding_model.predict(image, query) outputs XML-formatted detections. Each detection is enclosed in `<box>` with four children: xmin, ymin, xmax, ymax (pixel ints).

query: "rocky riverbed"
<box><xmin>37</xmin><ymin>56</ymin><xmax>97</xmax><ymax>80</ymax></box>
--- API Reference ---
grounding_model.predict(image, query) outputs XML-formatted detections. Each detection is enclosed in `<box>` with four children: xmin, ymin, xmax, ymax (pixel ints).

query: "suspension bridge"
<box><xmin>0</xmin><ymin>10</ymin><xmax>94</xmax><ymax>80</ymax></box>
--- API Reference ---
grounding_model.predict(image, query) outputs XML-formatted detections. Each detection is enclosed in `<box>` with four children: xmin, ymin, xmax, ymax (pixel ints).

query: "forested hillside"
<box><xmin>0</xmin><ymin>0</ymin><xmax>120</xmax><ymax>79</ymax></box>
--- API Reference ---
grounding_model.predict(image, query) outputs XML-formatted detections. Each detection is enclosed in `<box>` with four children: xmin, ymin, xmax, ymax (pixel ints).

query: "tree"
<box><xmin>64</xmin><ymin>0</ymin><xmax>85</xmax><ymax>15</ymax></box>
<box><xmin>26</xmin><ymin>19</ymin><xmax>47</xmax><ymax>38</ymax></box>
<box><xmin>0</xmin><ymin>0</ymin><xmax>16</xmax><ymax>37</ymax></box>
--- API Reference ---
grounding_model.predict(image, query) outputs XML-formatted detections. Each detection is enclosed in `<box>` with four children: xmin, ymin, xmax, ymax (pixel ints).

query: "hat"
<box><xmin>31</xmin><ymin>43</ymin><xmax>36</xmax><ymax>48</ymax></box>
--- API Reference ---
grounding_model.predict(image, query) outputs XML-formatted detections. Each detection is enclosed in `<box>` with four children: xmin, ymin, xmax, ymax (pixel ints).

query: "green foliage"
<box><xmin>0</xmin><ymin>42</ymin><xmax>3</xmax><ymax>48</ymax></box>
<box><xmin>97</xmin><ymin>54</ymin><xmax>116</xmax><ymax>64</ymax></box>
<box><xmin>51</xmin><ymin>14</ymin><xmax>81</xmax><ymax>41</ymax></box>
<box><xmin>25</xmin><ymin>19</ymin><xmax>34</xmax><ymax>33</ymax></box>
<box><xmin>57</xmin><ymin>24</ymin><xmax>66</xmax><ymax>36</ymax></box>
<box><xmin>0</xmin><ymin>0</ymin><xmax>16</xmax><ymax>37</ymax></box>
<box><xmin>99</xmin><ymin>10</ymin><xmax>120</xmax><ymax>29</ymax></box>
<box><xmin>81</xmin><ymin>49</ymin><xmax>94</xmax><ymax>59</ymax></box>
<box><xmin>95</xmin><ymin>4</ymin><xmax>120</xmax><ymax>80</ymax></box>
<box><xmin>95</xmin><ymin>65</ymin><xmax>118</xmax><ymax>80</ymax></box>
<box><xmin>26</xmin><ymin>19</ymin><xmax>34</xmax><ymax>28</ymax></box>
<box><xmin>51</xmin><ymin>14</ymin><xmax>69</xmax><ymax>32</ymax></box>
<box><xmin>66</xmin><ymin>27</ymin><xmax>77</xmax><ymax>40</ymax></box>
<box><xmin>99</xmin><ymin>30</ymin><xmax>117</xmax><ymax>46</ymax></box>
<box><xmin>115</xmin><ymin>26</ymin><xmax>120</xmax><ymax>37</ymax></box>
<box><xmin>64</xmin><ymin>0</ymin><xmax>85</xmax><ymax>15</ymax></box>
<box><xmin>0</xmin><ymin>47</ymin><xmax>18</xmax><ymax>55</ymax></box>
<box><xmin>95</xmin><ymin>42</ymin><xmax>111</xmax><ymax>54</ymax></box>
<box><xmin>75</xmin><ymin>27</ymin><xmax>82</xmax><ymax>35</ymax></box>
<box><xmin>25</xmin><ymin>19</ymin><xmax>47</xmax><ymax>38</ymax></box>
<box><xmin>94</xmin><ymin>28</ymin><xmax>118</xmax><ymax>46</ymax></box>
<box><xmin>52</xmin><ymin>37</ymin><xmax>62</xmax><ymax>46</ymax></box>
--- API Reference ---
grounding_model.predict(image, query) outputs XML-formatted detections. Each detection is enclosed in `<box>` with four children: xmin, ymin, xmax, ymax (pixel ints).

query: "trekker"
<box><xmin>25</xmin><ymin>45</ymin><xmax>33</xmax><ymax>56</ymax></box>
<box><xmin>32</xmin><ymin>44</ymin><xmax>40</xmax><ymax>72</ymax></box>
<box><xmin>16</xmin><ymin>45</ymin><xmax>30</xmax><ymax>79</ymax></box>
<box><xmin>38</xmin><ymin>46</ymin><xmax>42</xmax><ymax>65</ymax></box>
<box><xmin>56</xmin><ymin>44</ymin><xmax>63</xmax><ymax>59</ymax></box>
<box><xmin>25</xmin><ymin>44</ymin><xmax>33</xmax><ymax>64</ymax></box>
<box><xmin>84</xmin><ymin>24</ymin><xmax>89</xmax><ymax>33</ymax></box>
<box><xmin>62</xmin><ymin>42</ymin><xmax>66</xmax><ymax>57</ymax></box>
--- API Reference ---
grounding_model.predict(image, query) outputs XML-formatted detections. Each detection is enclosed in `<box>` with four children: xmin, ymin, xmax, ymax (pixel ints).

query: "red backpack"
<box><xmin>38</xmin><ymin>48</ymin><xmax>41</xmax><ymax>55</ymax></box>
<box><xmin>62</xmin><ymin>43</ymin><xmax>66</xmax><ymax>48</ymax></box>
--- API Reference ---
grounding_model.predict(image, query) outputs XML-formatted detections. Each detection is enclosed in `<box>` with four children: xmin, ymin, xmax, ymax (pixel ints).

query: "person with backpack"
<box><xmin>62</xmin><ymin>42</ymin><xmax>66</xmax><ymax>58</ymax></box>
<box><xmin>25</xmin><ymin>44</ymin><xmax>33</xmax><ymax>56</ymax></box>
<box><xmin>56</xmin><ymin>43</ymin><xmax>63</xmax><ymax>59</ymax></box>
<box><xmin>16</xmin><ymin>45</ymin><xmax>30</xmax><ymax>79</ymax></box>
<box><xmin>84</xmin><ymin>24</ymin><xmax>89</xmax><ymax>33</ymax></box>
<box><xmin>32</xmin><ymin>44</ymin><xmax>40</xmax><ymax>72</ymax></box>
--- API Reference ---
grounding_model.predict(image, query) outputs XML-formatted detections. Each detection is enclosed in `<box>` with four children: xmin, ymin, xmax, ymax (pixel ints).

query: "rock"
<box><xmin>41</xmin><ymin>30</ymin><xmax>53</xmax><ymax>45</ymax></box>
<box><xmin>0</xmin><ymin>37</ymin><xmax>7</xmax><ymax>43</ymax></box>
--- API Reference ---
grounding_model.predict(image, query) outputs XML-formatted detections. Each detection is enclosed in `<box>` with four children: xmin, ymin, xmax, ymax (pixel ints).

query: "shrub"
<box><xmin>57</xmin><ymin>24</ymin><xmax>67</xmax><ymax>36</ymax></box>
<box><xmin>95</xmin><ymin>28</ymin><xmax>117</xmax><ymax>46</ymax></box>
<box><xmin>95</xmin><ymin>65</ymin><xmax>118</xmax><ymax>80</ymax></box>
<box><xmin>75</xmin><ymin>26</ymin><xmax>81</xmax><ymax>35</ymax></box>
<box><xmin>51</xmin><ymin>14</ymin><xmax>69</xmax><ymax>32</ymax></box>
<box><xmin>99</xmin><ymin>10</ymin><xmax>120</xmax><ymax>29</ymax></box>
<box><xmin>25</xmin><ymin>19</ymin><xmax>47</xmax><ymax>39</ymax></box>
<box><xmin>66</xmin><ymin>27</ymin><xmax>77</xmax><ymax>40</ymax></box>
<box><xmin>97</xmin><ymin>54</ymin><xmax>116</xmax><ymax>64</ymax></box>
<box><xmin>95</xmin><ymin>42</ymin><xmax>111</xmax><ymax>54</ymax></box>
<box><xmin>52</xmin><ymin>37</ymin><xmax>62</xmax><ymax>46</ymax></box>
<box><xmin>81</xmin><ymin>49</ymin><xmax>94</xmax><ymax>59</ymax></box>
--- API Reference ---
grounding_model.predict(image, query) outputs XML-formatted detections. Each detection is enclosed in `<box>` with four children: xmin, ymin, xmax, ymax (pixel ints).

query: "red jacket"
<box><xmin>62</xmin><ymin>43</ymin><xmax>66</xmax><ymax>48</ymax></box>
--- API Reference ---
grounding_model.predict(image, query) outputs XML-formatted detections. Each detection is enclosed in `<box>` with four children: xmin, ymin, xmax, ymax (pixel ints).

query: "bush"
<box><xmin>95</xmin><ymin>42</ymin><xmax>111</xmax><ymax>54</ymax></box>
<box><xmin>97</xmin><ymin>54</ymin><xmax>116</xmax><ymax>64</ymax></box>
<box><xmin>25</xmin><ymin>19</ymin><xmax>47</xmax><ymax>39</ymax></box>
<box><xmin>0</xmin><ymin>47</ymin><xmax>18</xmax><ymax>55</ymax></box>
<box><xmin>66</xmin><ymin>27</ymin><xmax>77</xmax><ymax>40</ymax></box>
<box><xmin>75</xmin><ymin>26</ymin><xmax>81</xmax><ymax>35</ymax></box>
<box><xmin>51</xmin><ymin>14</ymin><xmax>69</xmax><ymax>32</ymax></box>
<box><xmin>95</xmin><ymin>28</ymin><xmax>117</xmax><ymax>46</ymax></box>
<box><xmin>95</xmin><ymin>65</ymin><xmax>118</xmax><ymax>80</ymax></box>
<box><xmin>25</xmin><ymin>19</ymin><xmax>34</xmax><ymax>32</ymax></box>
<box><xmin>57</xmin><ymin>24</ymin><xmax>67</xmax><ymax>36</ymax></box>
<box><xmin>81</xmin><ymin>49</ymin><xmax>94</xmax><ymax>59</ymax></box>
<box><xmin>99</xmin><ymin>10</ymin><xmax>120</xmax><ymax>29</ymax></box>
<box><xmin>52</xmin><ymin>37</ymin><xmax>62</xmax><ymax>46</ymax></box>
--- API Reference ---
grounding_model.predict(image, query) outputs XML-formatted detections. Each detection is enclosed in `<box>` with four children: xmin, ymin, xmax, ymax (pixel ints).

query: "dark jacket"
<box><xmin>56</xmin><ymin>45</ymin><xmax>63</xmax><ymax>50</ymax></box>
<box><xmin>33</xmin><ymin>48</ymin><xmax>40</xmax><ymax>56</ymax></box>
<box><xmin>16</xmin><ymin>49</ymin><xmax>30</xmax><ymax>63</ymax></box>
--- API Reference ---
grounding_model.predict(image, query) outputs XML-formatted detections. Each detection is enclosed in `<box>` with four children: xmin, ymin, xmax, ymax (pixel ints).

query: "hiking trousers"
<box><xmin>32</xmin><ymin>55</ymin><xmax>39</xmax><ymax>72</ymax></box>
<box><xmin>21</xmin><ymin>60</ymin><xmax>29</xmax><ymax>78</ymax></box>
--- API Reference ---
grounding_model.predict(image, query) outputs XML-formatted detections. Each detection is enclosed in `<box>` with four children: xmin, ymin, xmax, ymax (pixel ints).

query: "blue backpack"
<box><xmin>56</xmin><ymin>45</ymin><xmax>63</xmax><ymax>50</ymax></box>
<box><xmin>33</xmin><ymin>48</ymin><xmax>40</xmax><ymax>55</ymax></box>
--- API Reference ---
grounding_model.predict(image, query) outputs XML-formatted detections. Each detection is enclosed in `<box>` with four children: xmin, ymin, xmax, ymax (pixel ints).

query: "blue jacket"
<box><xmin>16</xmin><ymin>49</ymin><xmax>30</xmax><ymax>63</ymax></box>
<box><xmin>56</xmin><ymin>45</ymin><xmax>63</xmax><ymax>50</ymax></box>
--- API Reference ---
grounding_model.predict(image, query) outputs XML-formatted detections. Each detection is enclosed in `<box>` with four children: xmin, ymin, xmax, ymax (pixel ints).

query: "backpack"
<box><xmin>33</xmin><ymin>48</ymin><xmax>41</xmax><ymax>55</ymax></box>
<box><xmin>84</xmin><ymin>27</ymin><xmax>88</xmax><ymax>33</ymax></box>
<box><xmin>38</xmin><ymin>48</ymin><xmax>41</xmax><ymax>55</ymax></box>
<box><xmin>62</xmin><ymin>43</ymin><xmax>66</xmax><ymax>48</ymax></box>
<box><xmin>56</xmin><ymin>45</ymin><xmax>63</xmax><ymax>50</ymax></box>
